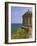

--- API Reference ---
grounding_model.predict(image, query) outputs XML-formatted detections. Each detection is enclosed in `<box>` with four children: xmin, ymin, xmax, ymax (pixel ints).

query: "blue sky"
<box><xmin>11</xmin><ymin>6</ymin><xmax>32</xmax><ymax>24</ymax></box>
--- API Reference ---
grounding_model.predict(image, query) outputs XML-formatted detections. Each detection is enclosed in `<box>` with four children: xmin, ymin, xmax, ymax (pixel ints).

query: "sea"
<box><xmin>11</xmin><ymin>24</ymin><xmax>22</xmax><ymax>33</ymax></box>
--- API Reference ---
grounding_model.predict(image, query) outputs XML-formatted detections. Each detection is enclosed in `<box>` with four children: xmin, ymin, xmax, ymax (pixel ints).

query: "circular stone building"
<box><xmin>22</xmin><ymin>10</ymin><xmax>32</xmax><ymax>28</ymax></box>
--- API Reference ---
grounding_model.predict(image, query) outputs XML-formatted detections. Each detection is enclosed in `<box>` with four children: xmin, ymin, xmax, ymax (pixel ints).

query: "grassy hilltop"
<box><xmin>11</xmin><ymin>27</ymin><xmax>32</xmax><ymax>39</ymax></box>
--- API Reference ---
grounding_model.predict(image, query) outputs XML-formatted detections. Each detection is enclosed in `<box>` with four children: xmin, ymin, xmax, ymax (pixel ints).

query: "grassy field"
<box><xmin>11</xmin><ymin>27</ymin><xmax>32</xmax><ymax>39</ymax></box>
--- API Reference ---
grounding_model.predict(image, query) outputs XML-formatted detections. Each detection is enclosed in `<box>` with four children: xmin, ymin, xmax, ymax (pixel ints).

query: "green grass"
<box><xmin>11</xmin><ymin>27</ymin><xmax>32</xmax><ymax>39</ymax></box>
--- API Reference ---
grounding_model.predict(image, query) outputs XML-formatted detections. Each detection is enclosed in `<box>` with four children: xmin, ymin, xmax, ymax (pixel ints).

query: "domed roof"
<box><xmin>23</xmin><ymin>10</ymin><xmax>32</xmax><ymax>17</ymax></box>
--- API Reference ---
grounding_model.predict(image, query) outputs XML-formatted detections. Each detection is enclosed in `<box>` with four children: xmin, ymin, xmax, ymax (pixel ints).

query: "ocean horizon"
<box><xmin>11</xmin><ymin>24</ymin><xmax>22</xmax><ymax>33</ymax></box>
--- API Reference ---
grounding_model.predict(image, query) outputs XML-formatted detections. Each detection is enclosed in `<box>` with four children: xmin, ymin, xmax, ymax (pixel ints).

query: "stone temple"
<box><xmin>22</xmin><ymin>10</ymin><xmax>32</xmax><ymax>33</ymax></box>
